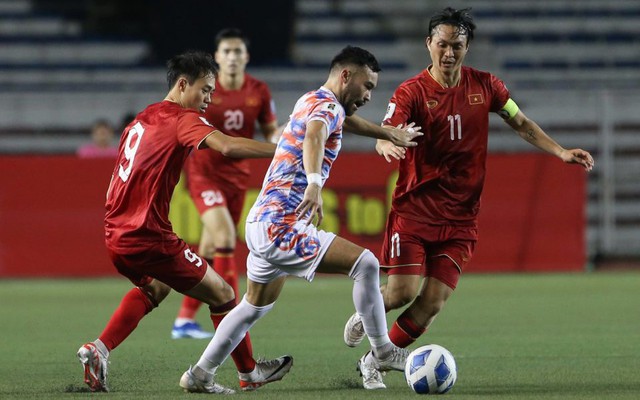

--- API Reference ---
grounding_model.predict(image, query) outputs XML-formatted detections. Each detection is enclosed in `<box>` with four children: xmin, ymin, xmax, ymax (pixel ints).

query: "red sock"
<box><xmin>389</xmin><ymin>310</ymin><xmax>426</xmax><ymax>348</ymax></box>
<box><xmin>210</xmin><ymin>300</ymin><xmax>256</xmax><ymax>373</ymax></box>
<box><xmin>213</xmin><ymin>249</ymin><xmax>239</xmax><ymax>297</ymax></box>
<box><xmin>99</xmin><ymin>287</ymin><xmax>155</xmax><ymax>351</ymax></box>
<box><xmin>177</xmin><ymin>296</ymin><xmax>203</xmax><ymax>320</ymax></box>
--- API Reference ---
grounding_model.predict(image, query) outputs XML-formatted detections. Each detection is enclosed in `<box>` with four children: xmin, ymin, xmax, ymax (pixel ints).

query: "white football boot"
<box><xmin>357</xmin><ymin>351</ymin><xmax>386</xmax><ymax>390</ymax></box>
<box><xmin>343</xmin><ymin>312</ymin><xmax>365</xmax><ymax>347</ymax></box>
<box><xmin>179</xmin><ymin>366</ymin><xmax>235</xmax><ymax>394</ymax></box>
<box><xmin>238</xmin><ymin>355</ymin><xmax>293</xmax><ymax>391</ymax></box>
<box><xmin>77</xmin><ymin>342</ymin><xmax>109</xmax><ymax>392</ymax></box>
<box><xmin>373</xmin><ymin>345</ymin><xmax>410</xmax><ymax>372</ymax></box>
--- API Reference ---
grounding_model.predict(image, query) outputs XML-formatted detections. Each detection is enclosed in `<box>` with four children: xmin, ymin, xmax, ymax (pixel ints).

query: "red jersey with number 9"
<box><xmin>105</xmin><ymin>101</ymin><xmax>218</xmax><ymax>253</ymax></box>
<box><xmin>382</xmin><ymin>66</ymin><xmax>510</xmax><ymax>227</ymax></box>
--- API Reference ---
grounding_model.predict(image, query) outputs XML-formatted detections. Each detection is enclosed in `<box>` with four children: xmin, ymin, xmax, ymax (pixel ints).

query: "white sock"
<box><xmin>349</xmin><ymin>249</ymin><xmax>391</xmax><ymax>349</ymax></box>
<box><xmin>93</xmin><ymin>339</ymin><xmax>109</xmax><ymax>357</ymax></box>
<box><xmin>195</xmin><ymin>295</ymin><xmax>274</xmax><ymax>375</ymax></box>
<box><xmin>174</xmin><ymin>318</ymin><xmax>194</xmax><ymax>326</ymax></box>
<box><xmin>373</xmin><ymin>342</ymin><xmax>394</xmax><ymax>359</ymax></box>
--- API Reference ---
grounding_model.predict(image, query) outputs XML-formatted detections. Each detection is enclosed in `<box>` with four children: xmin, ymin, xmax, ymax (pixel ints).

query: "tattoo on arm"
<box><xmin>526</xmin><ymin>129</ymin><xmax>536</xmax><ymax>141</ymax></box>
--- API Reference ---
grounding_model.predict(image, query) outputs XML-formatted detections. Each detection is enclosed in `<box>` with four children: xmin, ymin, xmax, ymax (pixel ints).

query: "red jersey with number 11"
<box><xmin>382</xmin><ymin>66</ymin><xmax>510</xmax><ymax>226</ymax></box>
<box><xmin>105</xmin><ymin>101</ymin><xmax>218</xmax><ymax>253</ymax></box>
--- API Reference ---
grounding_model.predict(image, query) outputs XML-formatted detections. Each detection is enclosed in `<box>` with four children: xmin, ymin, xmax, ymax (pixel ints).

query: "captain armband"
<box><xmin>497</xmin><ymin>98</ymin><xmax>520</xmax><ymax>120</ymax></box>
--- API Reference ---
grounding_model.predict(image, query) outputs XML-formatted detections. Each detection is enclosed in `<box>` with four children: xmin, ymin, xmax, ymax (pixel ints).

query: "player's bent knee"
<box><xmin>348</xmin><ymin>249</ymin><xmax>379</xmax><ymax>281</ymax></box>
<box><xmin>385</xmin><ymin>291</ymin><xmax>415</xmax><ymax>310</ymax></box>
<box><xmin>209</xmin><ymin>282</ymin><xmax>235</xmax><ymax>306</ymax></box>
<box><xmin>221</xmin><ymin>283</ymin><xmax>236</xmax><ymax>303</ymax></box>
<box><xmin>240</xmin><ymin>295</ymin><xmax>275</xmax><ymax>319</ymax></box>
<box><xmin>140</xmin><ymin>281</ymin><xmax>171</xmax><ymax>306</ymax></box>
<box><xmin>414</xmin><ymin>295</ymin><xmax>446</xmax><ymax>317</ymax></box>
<box><xmin>190</xmin><ymin>273</ymin><xmax>236</xmax><ymax>307</ymax></box>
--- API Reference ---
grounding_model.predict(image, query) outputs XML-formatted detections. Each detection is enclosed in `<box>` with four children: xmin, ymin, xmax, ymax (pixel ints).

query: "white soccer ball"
<box><xmin>404</xmin><ymin>344</ymin><xmax>457</xmax><ymax>395</ymax></box>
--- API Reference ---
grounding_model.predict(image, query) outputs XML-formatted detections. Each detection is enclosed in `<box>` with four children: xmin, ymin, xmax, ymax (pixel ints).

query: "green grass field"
<box><xmin>1</xmin><ymin>272</ymin><xmax>639</xmax><ymax>399</ymax></box>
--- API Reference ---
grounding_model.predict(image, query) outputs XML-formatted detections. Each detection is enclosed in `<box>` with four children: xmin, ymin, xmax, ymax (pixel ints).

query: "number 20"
<box><xmin>447</xmin><ymin>114</ymin><xmax>462</xmax><ymax>140</ymax></box>
<box><xmin>118</xmin><ymin>122</ymin><xmax>145</xmax><ymax>182</ymax></box>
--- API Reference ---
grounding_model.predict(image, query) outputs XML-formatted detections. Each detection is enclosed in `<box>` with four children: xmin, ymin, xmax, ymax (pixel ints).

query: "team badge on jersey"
<box><xmin>384</xmin><ymin>102</ymin><xmax>396</xmax><ymax>120</ymax></box>
<box><xmin>322</xmin><ymin>102</ymin><xmax>337</xmax><ymax>111</ymax></box>
<box><xmin>246</xmin><ymin>97</ymin><xmax>259</xmax><ymax>107</ymax></box>
<box><xmin>426</xmin><ymin>100</ymin><xmax>438</xmax><ymax>109</ymax></box>
<box><xmin>468</xmin><ymin>93</ymin><xmax>484</xmax><ymax>105</ymax></box>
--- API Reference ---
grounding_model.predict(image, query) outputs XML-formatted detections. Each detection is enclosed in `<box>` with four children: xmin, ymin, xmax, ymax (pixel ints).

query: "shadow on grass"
<box><xmin>328</xmin><ymin>377</ymin><xmax>362</xmax><ymax>389</ymax></box>
<box><xmin>63</xmin><ymin>384</ymin><xmax>94</xmax><ymax>393</ymax></box>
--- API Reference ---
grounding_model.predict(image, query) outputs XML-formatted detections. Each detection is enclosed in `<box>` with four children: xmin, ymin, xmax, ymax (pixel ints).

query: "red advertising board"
<box><xmin>0</xmin><ymin>153</ymin><xmax>586</xmax><ymax>277</ymax></box>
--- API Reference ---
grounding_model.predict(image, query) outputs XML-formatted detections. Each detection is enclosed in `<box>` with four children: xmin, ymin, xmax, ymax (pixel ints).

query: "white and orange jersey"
<box><xmin>247</xmin><ymin>86</ymin><xmax>344</xmax><ymax>225</ymax></box>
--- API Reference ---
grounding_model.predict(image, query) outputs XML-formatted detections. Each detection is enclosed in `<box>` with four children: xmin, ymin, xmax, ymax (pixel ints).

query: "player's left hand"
<box><xmin>296</xmin><ymin>184</ymin><xmax>324</xmax><ymax>226</ymax></box>
<box><xmin>384</xmin><ymin>122</ymin><xmax>423</xmax><ymax>148</ymax></box>
<box><xmin>559</xmin><ymin>148</ymin><xmax>595</xmax><ymax>171</ymax></box>
<box><xmin>376</xmin><ymin>140</ymin><xmax>406</xmax><ymax>162</ymax></box>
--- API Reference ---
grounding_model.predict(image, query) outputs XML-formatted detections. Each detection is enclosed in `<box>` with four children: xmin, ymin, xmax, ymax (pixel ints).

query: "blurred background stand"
<box><xmin>0</xmin><ymin>0</ymin><xmax>638</xmax><ymax>267</ymax></box>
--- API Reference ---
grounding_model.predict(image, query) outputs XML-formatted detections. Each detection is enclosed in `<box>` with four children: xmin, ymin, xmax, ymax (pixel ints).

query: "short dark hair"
<box><xmin>428</xmin><ymin>7</ymin><xmax>476</xmax><ymax>43</ymax></box>
<box><xmin>215</xmin><ymin>28</ymin><xmax>250</xmax><ymax>51</ymax></box>
<box><xmin>166</xmin><ymin>50</ymin><xmax>218</xmax><ymax>89</ymax></box>
<box><xmin>330</xmin><ymin>45</ymin><xmax>381</xmax><ymax>73</ymax></box>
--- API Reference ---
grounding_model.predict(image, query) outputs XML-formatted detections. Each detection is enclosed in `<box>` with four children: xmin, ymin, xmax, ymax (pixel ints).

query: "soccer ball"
<box><xmin>404</xmin><ymin>344</ymin><xmax>457</xmax><ymax>394</ymax></box>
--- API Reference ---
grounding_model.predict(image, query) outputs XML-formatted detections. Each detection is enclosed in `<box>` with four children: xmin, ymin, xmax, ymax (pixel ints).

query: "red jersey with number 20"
<box><xmin>383</xmin><ymin>66</ymin><xmax>510</xmax><ymax>226</ymax></box>
<box><xmin>185</xmin><ymin>74</ymin><xmax>276</xmax><ymax>190</ymax></box>
<box><xmin>105</xmin><ymin>101</ymin><xmax>217</xmax><ymax>253</ymax></box>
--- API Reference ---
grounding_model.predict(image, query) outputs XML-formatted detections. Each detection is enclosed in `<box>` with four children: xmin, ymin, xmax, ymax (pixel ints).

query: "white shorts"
<box><xmin>245</xmin><ymin>221</ymin><xmax>337</xmax><ymax>284</ymax></box>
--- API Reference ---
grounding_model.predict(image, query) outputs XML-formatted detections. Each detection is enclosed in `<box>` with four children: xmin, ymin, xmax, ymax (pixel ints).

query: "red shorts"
<box><xmin>107</xmin><ymin>239</ymin><xmax>208</xmax><ymax>292</ymax></box>
<box><xmin>187</xmin><ymin>180</ymin><xmax>246</xmax><ymax>225</ymax></box>
<box><xmin>379</xmin><ymin>211</ymin><xmax>477</xmax><ymax>289</ymax></box>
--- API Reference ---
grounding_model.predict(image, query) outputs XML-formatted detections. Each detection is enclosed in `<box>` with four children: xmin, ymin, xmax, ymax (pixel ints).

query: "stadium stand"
<box><xmin>0</xmin><ymin>0</ymin><xmax>158</xmax><ymax>150</ymax></box>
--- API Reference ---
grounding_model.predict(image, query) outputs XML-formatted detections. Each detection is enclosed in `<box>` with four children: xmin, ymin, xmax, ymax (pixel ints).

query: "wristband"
<box><xmin>306</xmin><ymin>173</ymin><xmax>323</xmax><ymax>188</ymax></box>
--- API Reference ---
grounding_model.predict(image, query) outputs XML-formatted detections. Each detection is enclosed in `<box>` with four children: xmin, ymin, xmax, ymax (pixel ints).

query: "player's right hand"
<box><xmin>559</xmin><ymin>148</ymin><xmax>595</xmax><ymax>171</ymax></box>
<box><xmin>295</xmin><ymin>185</ymin><xmax>324</xmax><ymax>226</ymax></box>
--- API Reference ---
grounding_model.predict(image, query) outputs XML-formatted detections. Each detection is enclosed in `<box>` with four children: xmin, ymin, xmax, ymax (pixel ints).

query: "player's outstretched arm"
<box><xmin>505</xmin><ymin>110</ymin><xmax>594</xmax><ymax>171</ymax></box>
<box><xmin>344</xmin><ymin>115</ymin><xmax>422</xmax><ymax>147</ymax></box>
<box><xmin>203</xmin><ymin>130</ymin><xmax>276</xmax><ymax>159</ymax></box>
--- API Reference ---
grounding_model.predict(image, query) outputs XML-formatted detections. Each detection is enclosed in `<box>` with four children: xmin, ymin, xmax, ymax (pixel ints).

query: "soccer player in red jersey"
<box><xmin>343</xmin><ymin>7</ymin><xmax>595</xmax><ymax>389</ymax></box>
<box><xmin>76</xmin><ymin>50</ymin><xmax>292</xmax><ymax>394</ymax></box>
<box><xmin>171</xmin><ymin>29</ymin><xmax>281</xmax><ymax>340</ymax></box>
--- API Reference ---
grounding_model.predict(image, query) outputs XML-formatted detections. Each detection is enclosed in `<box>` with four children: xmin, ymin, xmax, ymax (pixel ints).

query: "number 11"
<box><xmin>447</xmin><ymin>114</ymin><xmax>462</xmax><ymax>140</ymax></box>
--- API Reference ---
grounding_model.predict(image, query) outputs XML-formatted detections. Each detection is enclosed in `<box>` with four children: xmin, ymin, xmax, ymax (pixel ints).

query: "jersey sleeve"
<box><xmin>308</xmin><ymin>99</ymin><xmax>341</xmax><ymax>134</ymax></box>
<box><xmin>382</xmin><ymin>85</ymin><xmax>416</xmax><ymax>127</ymax></box>
<box><xmin>488</xmin><ymin>74</ymin><xmax>511</xmax><ymax>113</ymax></box>
<box><xmin>176</xmin><ymin>111</ymin><xmax>218</xmax><ymax>149</ymax></box>
<box><xmin>258</xmin><ymin>82</ymin><xmax>277</xmax><ymax>125</ymax></box>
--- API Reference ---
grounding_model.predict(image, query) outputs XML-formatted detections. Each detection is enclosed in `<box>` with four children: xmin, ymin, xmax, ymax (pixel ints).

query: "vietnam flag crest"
<box><xmin>468</xmin><ymin>93</ymin><xmax>484</xmax><ymax>105</ymax></box>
